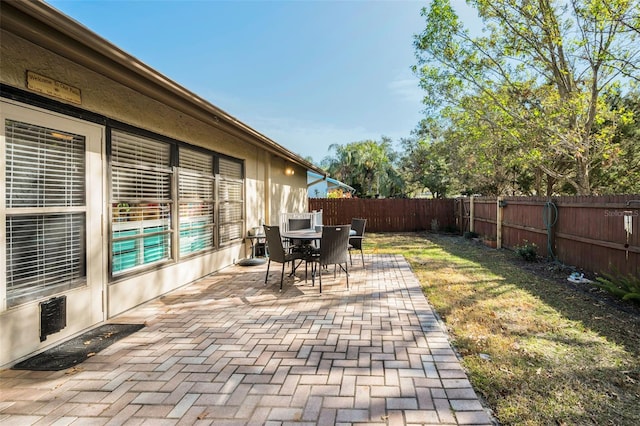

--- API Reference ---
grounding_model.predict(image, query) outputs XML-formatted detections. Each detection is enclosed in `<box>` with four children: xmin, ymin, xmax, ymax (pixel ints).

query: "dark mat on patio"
<box><xmin>12</xmin><ymin>323</ymin><xmax>144</xmax><ymax>371</ymax></box>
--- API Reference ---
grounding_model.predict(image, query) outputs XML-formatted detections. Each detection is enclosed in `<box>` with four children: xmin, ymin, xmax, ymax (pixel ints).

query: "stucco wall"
<box><xmin>0</xmin><ymin>30</ymin><xmax>307</xmax><ymax>229</ymax></box>
<box><xmin>0</xmin><ymin>28</ymin><xmax>308</xmax><ymax>366</ymax></box>
<box><xmin>268</xmin><ymin>157</ymin><xmax>309</xmax><ymax>225</ymax></box>
<box><xmin>2</xmin><ymin>31</ymin><xmax>249</xmax><ymax>156</ymax></box>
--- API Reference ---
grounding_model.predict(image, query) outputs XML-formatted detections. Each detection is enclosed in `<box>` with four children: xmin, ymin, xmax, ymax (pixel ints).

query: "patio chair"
<box><xmin>288</xmin><ymin>218</ymin><xmax>312</xmax><ymax>246</ymax></box>
<box><xmin>263</xmin><ymin>225</ymin><xmax>302</xmax><ymax>291</ymax></box>
<box><xmin>348</xmin><ymin>218</ymin><xmax>367</xmax><ymax>268</ymax></box>
<box><xmin>288</xmin><ymin>217</ymin><xmax>314</xmax><ymax>266</ymax></box>
<box><xmin>307</xmin><ymin>225</ymin><xmax>351</xmax><ymax>293</ymax></box>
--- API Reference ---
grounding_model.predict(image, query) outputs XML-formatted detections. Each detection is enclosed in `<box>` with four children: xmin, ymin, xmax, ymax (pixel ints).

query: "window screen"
<box><xmin>4</xmin><ymin>120</ymin><xmax>86</xmax><ymax>306</ymax></box>
<box><xmin>111</xmin><ymin>130</ymin><xmax>172</xmax><ymax>275</ymax></box>
<box><xmin>178</xmin><ymin>148</ymin><xmax>215</xmax><ymax>256</ymax></box>
<box><xmin>218</xmin><ymin>157</ymin><xmax>244</xmax><ymax>244</ymax></box>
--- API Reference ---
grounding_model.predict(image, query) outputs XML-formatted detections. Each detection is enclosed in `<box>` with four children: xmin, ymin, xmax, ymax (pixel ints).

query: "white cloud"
<box><xmin>388</xmin><ymin>74</ymin><xmax>423</xmax><ymax>105</ymax></box>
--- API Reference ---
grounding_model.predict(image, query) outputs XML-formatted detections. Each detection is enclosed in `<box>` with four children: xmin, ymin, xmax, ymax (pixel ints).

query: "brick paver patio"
<box><xmin>0</xmin><ymin>254</ymin><xmax>494</xmax><ymax>425</ymax></box>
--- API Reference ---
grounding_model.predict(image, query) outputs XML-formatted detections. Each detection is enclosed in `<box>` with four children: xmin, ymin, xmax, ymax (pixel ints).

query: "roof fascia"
<box><xmin>1</xmin><ymin>0</ymin><xmax>325</xmax><ymax>176</ymax></box>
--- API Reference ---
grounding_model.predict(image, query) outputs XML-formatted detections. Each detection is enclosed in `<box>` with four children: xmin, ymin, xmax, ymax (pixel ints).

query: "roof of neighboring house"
<box><xmin>0</xmin><ymin>1</ymin><xmax>326</xmax><ymax>177</ymax></box>
<box><xmin>308</xmin><ymin>171</ymin><xmax>355</xmax><ymax>193</ymax></box>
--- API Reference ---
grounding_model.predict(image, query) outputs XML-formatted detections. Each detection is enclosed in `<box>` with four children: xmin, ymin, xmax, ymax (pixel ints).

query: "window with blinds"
<box><xmin>111</xmin><ymin>130</ymin><xmax>172</xmax><ymax>275</ymax></box>
<box><xmin>218</xmin><ymin>157</ymin><xmax>244</xmax><ymax>244</ymax></box>
<box><xmin>108</xmin><ymin>129</ymin><xmax>245</xmax><ymax>276</ymax></box>
<box><xmin>4</xmin><ymin>120</ymin><xmax>86</xmax><ymax>306</ymax></box>
<box><xmin>178</xmin><ymin>148</ymin><xmax>215</xmax><ymax>256</ymax></box>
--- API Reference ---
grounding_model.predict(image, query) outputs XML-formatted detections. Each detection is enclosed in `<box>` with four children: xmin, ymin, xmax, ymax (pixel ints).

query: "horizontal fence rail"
<box><xmin>457</xmin><ymin>195</ymin><xmax>640</xmax><ymax>277</ymax></box>
<box><xmin>310</xmin><ymin>195</ymin><xmax>640</xmax><ymax>277</ymax></box>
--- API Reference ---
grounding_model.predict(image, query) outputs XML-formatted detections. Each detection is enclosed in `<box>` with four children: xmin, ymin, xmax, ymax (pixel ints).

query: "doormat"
<box><xmin>12</xmin><ymin>323</ymin><xmax>145</xmax><ymax>371</ymax></box>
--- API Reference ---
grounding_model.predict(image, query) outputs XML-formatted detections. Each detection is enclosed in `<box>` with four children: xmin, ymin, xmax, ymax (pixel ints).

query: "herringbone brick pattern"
<box><xmin>0</xmin><ymin>254</ymin><xmax>494</xmax><ymax>425</ymax></box>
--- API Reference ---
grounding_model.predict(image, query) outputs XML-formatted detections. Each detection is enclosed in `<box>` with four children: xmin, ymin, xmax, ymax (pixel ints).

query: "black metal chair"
<box><xmin>348</xmin><ymin>218</ymin><xmax>367</xmax><ymax>268</ymax></box>
<box><xmin>288</xmin><ymin>218</ymin><xmax>312</xmax><ymax>248</ymax></box>
<box><xmin>263</xmin><ymin>225</ymin><xmax>301</xmax><ymax>291</ymax></box>
<box><xmin>307</xmin><ymin>225</ymin><xmax>351</xmax><ymax>293</ymax></box>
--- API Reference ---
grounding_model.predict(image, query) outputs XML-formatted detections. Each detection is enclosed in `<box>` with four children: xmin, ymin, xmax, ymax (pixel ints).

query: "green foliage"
<box><xmin>321</xmin><ymin>137</ymin><xmax>405</xmax><ymax>198</ymax></box>
<box><xmin>591</xmin><ymin>89</ymin><xmax>640</xmax><ymax>194</ymax></box>
<box><xmin>515</xmin><ymin>240</ymin><xmax>538</xmax><ymax>262</ymax></box>
<box><xmin>413</xmin><ymin>0</ymin><xmax>640</xmax><ymax>195</ymax></box>
<box><xmin>326</xmin><ymin>188</ymin><xmax>352</xmax><ymax>199</ymax></box>
<box><xmin>399</xmin><ymin>135</ymin><xmax>455</xmax><ymax>198</ymax></box>
<box><xmin>312</xmin><ymin>1</ymin><xmax>640</xmax><ymax>199</ymax></box>
<box><xmin>595</xmin><ymin>270</ymin><xmax>640</xmax><ymax>303</ymax></box>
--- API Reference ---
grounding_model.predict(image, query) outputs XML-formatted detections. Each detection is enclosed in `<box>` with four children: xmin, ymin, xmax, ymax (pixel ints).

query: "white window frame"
<box><xmin>109</xmin><ymin>129</ymin><xmax>173</xmax><ymax>277</ymax></box>
<box><xmin>178</xmin><ymin>147</ymin><xmax>215</xmax><ymax>258</ymax></box>
<box><xmin>218</xmin><ymin>156</ymin><xmax>245</xmax><ymax>245</ymax></box>
<box><xmin>1</xmin><ymin>100</ymin><xmax>103</xmax><ymax>314</ymax></box>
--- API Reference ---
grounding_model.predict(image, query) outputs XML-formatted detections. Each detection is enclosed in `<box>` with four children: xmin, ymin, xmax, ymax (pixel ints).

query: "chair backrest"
<box><xmin>349</xmin><ymin>218</ymin><xmax>367</xmax><ymax>249</ymax></box>
<box><xmin>288</xmin><ymin>218</ymin><xmax>312</xmax><ymax>245</ymax></box>
<box><xmin>320</xmin><ymin>225</ymin><xmax>351</xmax><ymax>266</ymax></box>
<box><xmin>281</xmin><ymin>212</ymin><xmax>318</xmax><ymax>231</ymax></box>
<box><xmin>351</xmin><ymin>218</ymin><xmax>366</xmax><ymax>236</ymax></box>
<box><xmin>288</xmin><ymin>218</ymin><xmax>311</xmax><ymax>231</ymax></box>
<box><xmin>263</xmin><ymin>225</ymin><xmax>286</xmax><ymax>263</ymax></box>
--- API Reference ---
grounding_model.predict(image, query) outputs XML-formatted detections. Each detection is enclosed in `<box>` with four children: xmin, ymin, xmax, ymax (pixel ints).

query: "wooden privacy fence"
<box><xmin>310</xmin><ymin>195</ymin><xmax>640</xmax><ymax>277</ymax></box>
<box><xmin>308</xmin><ymin>198</ymin><xmax>455</xmax><ymax>233</ymax></box>
<box><xmin>456</xmin><ymin>195</ymin><xmax>640</xmax><ymax>277</ymax></box>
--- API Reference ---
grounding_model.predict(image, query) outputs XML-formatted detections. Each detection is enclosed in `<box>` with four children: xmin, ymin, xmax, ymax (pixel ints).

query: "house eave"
<box><xmin>1</xmin><ymin>0</ymin><xmax>325</xmax><ymax>176</ymax></box>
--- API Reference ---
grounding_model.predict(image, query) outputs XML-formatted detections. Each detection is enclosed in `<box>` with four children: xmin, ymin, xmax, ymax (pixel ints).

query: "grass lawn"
<box><xmin>365</xmin><ymin>232</ymin><xmax>640</xmax><ymax>425</ymax></box>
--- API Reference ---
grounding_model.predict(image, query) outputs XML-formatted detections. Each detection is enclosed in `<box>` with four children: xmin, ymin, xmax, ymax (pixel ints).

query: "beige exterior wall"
<box><xmin>0</xmin><ymin>29</ymin><xmax>309</xmax><ymax>367</ymax></box>
<box><xmin>1</xmin><ymin>31</ymin><xmax>250</xmax><ymax>157</ymax></box>
<box><xmin>267</xmin><ymin>157</ymin><xmax>309</xmax><ymax>226</ymax></box>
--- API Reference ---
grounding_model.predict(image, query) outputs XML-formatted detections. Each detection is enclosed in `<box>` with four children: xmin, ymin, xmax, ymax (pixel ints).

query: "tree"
<box><xmin>413</xmin><ymin>0</ymin><xmax>640</xmax><ymax>195</ymax></box>
<box><xmin>321</xmin><ymin>138</ymin><xmax>401</xmax><ymax>198</ymax></box>
<box><xmin>591</xmin><ymin>89</ymin><xmax>640</xmax><ymax>193</ymax></box>
<box><xmin>399</xmin><ymin>135</ymin><xmax>454</xmax><ymax>198</ymax></box>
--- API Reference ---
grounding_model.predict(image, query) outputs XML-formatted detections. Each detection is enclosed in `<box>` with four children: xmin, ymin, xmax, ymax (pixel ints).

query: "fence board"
<box><xmin>308</xmin><ymin>198</ymin><xmax>456</xmax><ymax>233</ymax></box>
<box><xmin>457</xmin><ymin>195</ymin><xmax>640</xmax><ymax>277</ymax></box>
<box><xmin>310</xmin><ymin>195</ymin><xmax>640</xmax><ymax>277</ymax></box>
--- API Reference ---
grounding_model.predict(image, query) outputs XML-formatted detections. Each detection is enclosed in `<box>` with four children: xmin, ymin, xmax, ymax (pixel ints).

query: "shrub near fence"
<box><xmin>456</xmin><ymin>195</ymin><xmax>640</xmax><ymax>277</ymax></box>
<box><xmin>309</xmin><ymin>198</ymin><xmax>456</xmax><ymax>233</ymax></box>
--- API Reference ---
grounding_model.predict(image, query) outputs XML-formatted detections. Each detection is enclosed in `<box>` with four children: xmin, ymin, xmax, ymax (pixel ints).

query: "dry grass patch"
<box><xmin>365</xmin><ymin>232</ymin><xmax>640</xmax><ymax>425</ymax></box>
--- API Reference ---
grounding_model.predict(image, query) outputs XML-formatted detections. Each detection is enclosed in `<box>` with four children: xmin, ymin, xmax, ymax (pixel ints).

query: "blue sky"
<box><xmin>46</xmin><ymin>0</ymin><xmax>453</xmax><ymax>164</ymax></box>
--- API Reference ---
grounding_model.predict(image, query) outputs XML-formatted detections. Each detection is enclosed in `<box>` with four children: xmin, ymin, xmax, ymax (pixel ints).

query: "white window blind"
<box><xmin>218</xmin><ymin>157</ymin><xmax>244</xmax><ymax>244</ymax></box>
<box><xmin>111</xmin><ymin>131</ymin><xmax>171</xmax><ymax>201</ymax></box>
<box><xmin>6</xmin><ymin>120</ymin><xmax>85</xmax><ymax>207</ymax></box>
<box><xmin>110</xmin><ymin>130</ymin><xmax>172</xmax><ymax>275</ymax></box>
<box><xmin>219</xmin><ymin>157</ymin><xmax>242</xmax><ymax>178</ymax></box>
<box><xmin>6</xmin><ymin>214</ymin><xmax>86</xmax><ymax>306</ymax></box>
<box><xmin>5</xmin><ymin>120</ymin><xmax>86</xmax><ymax>306</ymax></box>
<box><xmin>178</xmin><ymin>147</ymin><xmax>214</xmax><ymax>256</ymax></box>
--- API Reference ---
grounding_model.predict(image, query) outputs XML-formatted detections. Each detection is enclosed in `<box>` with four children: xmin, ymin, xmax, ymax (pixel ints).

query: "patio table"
<box><xmin>281</xmin><ymin>228</ymin><xmax>356</xmax><ymax>241</ymax></box>
<box><xmin>282</xmin><ymin>228</ymin><xmax>355</xmax><ymax>283</ymax></box>
<box><xmin>281</xmin><ymin>229</ymin><xmax>322</xmax><ymax>241</ymax></box>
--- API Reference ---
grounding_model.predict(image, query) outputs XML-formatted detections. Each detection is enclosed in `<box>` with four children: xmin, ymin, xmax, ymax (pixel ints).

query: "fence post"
<box><xmin>497</xmin><ymin>196</ymin><xmax>503</xmax><ymax>249</ymax></box>
<box><xmin>469</xmin><ymin>196</ymin><xmax>475</xmax><ymax>233</ymax></box>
